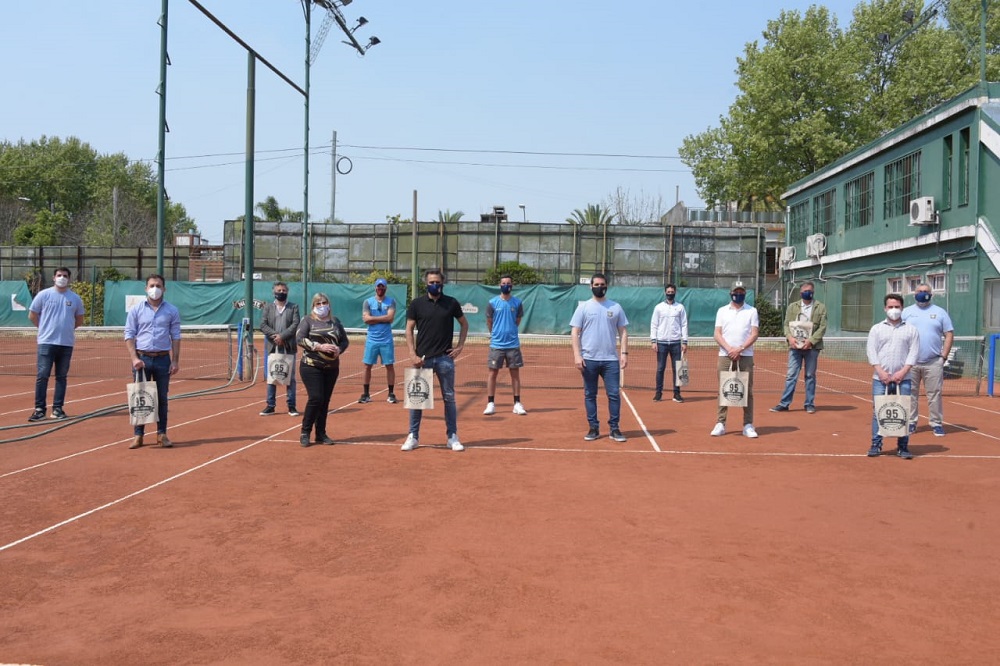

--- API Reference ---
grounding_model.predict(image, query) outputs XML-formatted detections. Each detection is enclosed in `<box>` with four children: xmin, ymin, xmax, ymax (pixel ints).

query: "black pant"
<box><xmin>299</xmin><ymin>362</ymin><xmax>339</xmax><ymax>438</ymax></box>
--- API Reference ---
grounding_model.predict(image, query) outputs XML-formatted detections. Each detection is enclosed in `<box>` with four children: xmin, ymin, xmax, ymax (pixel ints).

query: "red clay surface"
<box><xmin>2</xmin><ymin>349</ymin><xmax>1000</xmax><ymax>664</ymax></box>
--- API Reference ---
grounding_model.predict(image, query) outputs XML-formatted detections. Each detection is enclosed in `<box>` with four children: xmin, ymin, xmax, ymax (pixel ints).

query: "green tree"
<box><xmin>437</xmin><ymin>209</ymin><xmax>464</xmax><ymax>223</ymax></box>
<box><xmin>484</xmin><ymin>261</ymin><xmax>541</xmax><ymax>285</ymax></box>
<box><xmin>14</xmin><ymin>209</ymin><xmax>65</xmax><ymax>246</ymax></box>
<box><xmin>753</xmin><ymin>294</ymin><xmax>785</xmax><ymax>337</ymax></box>
<box><xmin>565</xmin><ymin>204</ymin><xmax>615</xmax><ymax>226</ymax></box>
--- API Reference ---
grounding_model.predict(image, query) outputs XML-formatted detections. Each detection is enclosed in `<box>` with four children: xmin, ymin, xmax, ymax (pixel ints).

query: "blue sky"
<box><xmin>1</xmin><ymin>0</ymin><xmax>861</xmax><ymax>243</ymax></box>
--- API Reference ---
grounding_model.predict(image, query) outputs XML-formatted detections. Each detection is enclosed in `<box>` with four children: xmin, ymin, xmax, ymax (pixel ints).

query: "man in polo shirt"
<box><xmin>712</xmin><ymin>281</ymin><xmax>759</xmax><ymax>438</ymax></box>
<box><xmin>28</xmin><ymin>266</ymin><xmax>85</xmax><ymax>421</ymax></box>
<box><xmin>902</xmin><ymin>283</ymin><xmax>954</xmax><ymax>436</ymax></box>
<box><xmin>124</xmin><ymin>274</ymin><xmax>182</xmax><ymax>450</ymax></box>
<box><xmin>401</xmin><ymin>269</ymin><xmax>469</xmax><ymax>452</ymax></box>
<box><xmin>483</xmin><ymin>274</ymin><xmax>527</xmax><ymax>416</ymax></box>
<box><xmin>359</xmin><ymin>278</ymin><xmax>398</xmax><ymax>404</ymax></box>
<box><xmin>866</xmin><ymin>293</ymin><xmax>919</xmax><ymax>459</ymax></box>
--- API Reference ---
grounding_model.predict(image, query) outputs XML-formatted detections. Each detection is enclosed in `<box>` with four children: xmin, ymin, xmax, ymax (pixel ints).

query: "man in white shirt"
<box><xmin>711</xmin><ymin>281</ymin><xmax>759</xmax><ymax>438</ymax></box>
<box><xmin>867</xmin><ymin>293</ymin><xmax>919</xmax><ymax>459</ymax></box>
<box><xmin>649</xmin><ymin>283</ymin><xmax>688</xmax><ymax>403</ymax></box>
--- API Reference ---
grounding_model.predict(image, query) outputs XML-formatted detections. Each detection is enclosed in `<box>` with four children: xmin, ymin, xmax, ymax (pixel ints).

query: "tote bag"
<box><xmin>718</xmin><ymin>360</ymin><xmax>749</xmax><ymax>408</ymax></box>
<box><xmin>675</xmin><ymin>352</ymin><xmax>690</xmax><ymax>388</ymax></box>
<box><xmin>127</xmin><ymin>370</ymin><xmax>159</xmax><ymax>426</ymax></box>
<box><xmin>404</xmin><ymin>367</ymin><xmax>435</xmax><ymax>410</ymax></box>
<box><xmin>267</xmin><ymin>352</ymin><xmax>295</xmax><ymax>386</ymax></box>
<box><xmin>874</xmin><ymin>383</ymin><xmax>909</xmax><ymax>437</ymax></box>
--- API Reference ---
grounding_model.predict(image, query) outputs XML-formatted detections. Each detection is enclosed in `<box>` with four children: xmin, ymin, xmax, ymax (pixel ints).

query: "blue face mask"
<box><xmin>801</xmin><ymin>291</ymin><xmax>813</xmax><ymax>301</ymax></box>
<box><xmin>731</xmin><ymin>292</ymin><xmax>746</xmax><ymax>305</ymax></box>
<box><xmin>915</xmin><ymin>292</ymin><xmax>931</xmax><ymax>304</ymax></box>
<box><xmin>427</xmin><ymin>283</ymin><xmax>442</xmax><ymax>296</ymax></box>
<box><xmin>500</xmin><ymin>284</ymin><xmax>512</xmax><ymax>295</ymax></box>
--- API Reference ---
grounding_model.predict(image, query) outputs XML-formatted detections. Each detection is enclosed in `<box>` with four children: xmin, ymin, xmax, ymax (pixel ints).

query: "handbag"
<box><xmin>266</xmin><ymin>350</ymin><xmax>295</xmax><ymax>386</ymax></box>
<box><xmin>788</xmin><ymin>316</ymin><xmax>814</xmax><ymax>349</ymax></box>
<box><xmin>403</xmin><ymin>367</ymin><xmax>435</xmax><ymax>410</ymax></box>
<box><xmin>718</xmin><ymin>360</ymin><xmax>749</xmax><ymax>407</ymax></box>
<box><xmin>675</xmin><ymin>352</ymin><xmax>690</xmax><ymax>387</ymax></box>
<box><xmin>874</xmin><ymin>383</ymin><xmax>909</xmax><ymax>437</ymax></box>
<box><xmin>127</xmin><ymin>369</ymin><xmax>159</xmax><ymax>426</ymax></box>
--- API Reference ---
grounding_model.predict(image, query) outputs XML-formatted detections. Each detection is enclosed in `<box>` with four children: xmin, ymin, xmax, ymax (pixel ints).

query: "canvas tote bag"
<box><xmin>675</xmin><ymin>351</ymin><xmax>690</xmax><ymax>388</ymax></box>
<box><xmin>127</xmin><ymin>369</ymin><xmax>159</xmax><ymax>426</ymax></box>
<box><xmin>266</xmin><ymin>346</ymin><xmax>295</xmax><ymax>386</ymax></box>
<box><xmin>404</xmin><ymin>367</ymin><xmax>435</xmax><ymax>410</ymax></box>
<box><xmin>718</xmin><ymin>360</ymin><xmax>749</xmax><ymax>408</ymax></box>
<box><xmin>874</xmin><ymin>383</ymin><xmax>909</xmax><ymax>437</ymax></box>
<box><xmin>788</xmin><ymin>314</ymin><xmax>814</xmax><ymax>349</ymax></box>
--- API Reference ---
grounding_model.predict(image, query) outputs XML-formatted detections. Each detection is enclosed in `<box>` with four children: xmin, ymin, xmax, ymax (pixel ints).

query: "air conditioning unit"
<box><xmin>779</xmin><ymin>246</ymin><xmax>796</xmax><ymax>266</ymax></box>
<box><xmin>909</xmin><ymin>196</ymin><xmax>937</xmax><ymax>225</ymax></box>
<box><xmin>806</xmin><ymin>233</ymin><xmax>827</xmax><ymax>258</ymax></box>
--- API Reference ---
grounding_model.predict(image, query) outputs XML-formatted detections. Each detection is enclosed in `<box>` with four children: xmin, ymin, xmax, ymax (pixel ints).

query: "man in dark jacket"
<box><xmin>260</xmin><ymin>281</ymin><xmax>300</xmax><ymax>416</ymax></box>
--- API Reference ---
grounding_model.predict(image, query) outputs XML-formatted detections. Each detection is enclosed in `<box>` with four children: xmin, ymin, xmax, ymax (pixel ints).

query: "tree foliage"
<box><xmin>437</xmin><ymin>209</ymin><xmax>464</xmax><ymax>223</ymax></box>
<box><xmin>680</xmin><ymin>0</ymin><xmax>1000</xmax><ymax>209</ymax></box>
<box><xmin>565</xmin><ymin>203</ymin><xmax>615</xmax><ymax>226</ymax></box>
<box><xmin>484</xmin><ymin>261</ymin><xmax>541</xmax><ymax>285</ymax></box>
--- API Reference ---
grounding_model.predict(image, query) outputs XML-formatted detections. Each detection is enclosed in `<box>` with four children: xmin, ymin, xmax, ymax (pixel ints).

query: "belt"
<box><xmin>138</xmin><ymin>350</ymin><xmax>170</xmax><ymax>357</ymax></box>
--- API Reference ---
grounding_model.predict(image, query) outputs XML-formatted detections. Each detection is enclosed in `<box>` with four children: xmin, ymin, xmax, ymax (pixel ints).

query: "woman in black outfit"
<box><xmin>296</xmin><ymin>292</ymin><xmax>349</xmax><ymax>447</ymax></box>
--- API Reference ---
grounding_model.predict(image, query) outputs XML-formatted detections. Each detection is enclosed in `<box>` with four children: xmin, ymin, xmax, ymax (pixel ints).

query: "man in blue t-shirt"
<box><xmin>570</xmin><ymin>273</ymin><xmax>629</xmax><ymax>442</ymax></box>
<box><xmin>359</xmin><ymin>278</ymin><xmax>398</xmax><ymax>404</ymax></box>
<box><xmin>902</xmin><ymin>283</ymin><xmax>954</xmax><ymax>437</ymax></box>
<box><xmin>28</xmin><ymin>267</ymin><xmax>85</xmax><ymax>421</ymax></box>
<box><xmin>483</xmin><ymin>274</ymin><xmax>526</xmax><ymax>416</ymax></box>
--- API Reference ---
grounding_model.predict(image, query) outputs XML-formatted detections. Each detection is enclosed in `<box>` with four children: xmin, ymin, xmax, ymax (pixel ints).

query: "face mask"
<box><xmin>54</xmin><ymin>276</ymin><xmax>69</xmax><ymax>288</ymax></box>
<box><xmin>592</xmin><ymin>286</ymin><xmax>607</xmax><ymax>298</ymax></box>
<box><xmin>665</xmin><ymin>293</ymin><xmax>676</xmax><ymax>302</ymax></box>
<box><xmin>274</xmin><ymin>292</ymin><xmax>287</xmax><ymax>302</ymax></box>
<box><xmin>915</xmin><ymin>292</ymin><xmax>931</xmax><ymax>304</ymax></box>
<box><xmin>427</xmin><ymin>283</ymin><xmax>442</xmax><ymax>296</ymax></box>
<box><xmin>313</xmin><ymin>304</ymin><xmax>330</xmax><ymax>317</ymax></box>
<box><xmin>500</xmin><ymin>284</ymin><xmax>512</xmax><ymax>295</ymax></box>
<box><xmin>375</xmin><ymin>287</ymin><xmax>386</xmax><ymax>296</ymax></box>
<box><xmin>147</xmin><ymin>286</ymin><xmax>163</xmax><ymax>300</ymax></box>
<box><xmin>731</xmin><ymin>293</ymin><xmax>746</xmax><ymax>305</ymax></box>
<box><xmin>886</xmin><ymin>307</ymin><xmax>902</xmax><ymax>321</ymax></box>
<box><xmin>801</xmin><ymin>291</ymin><xmax>813</xmax><ymax>301</ymax></box>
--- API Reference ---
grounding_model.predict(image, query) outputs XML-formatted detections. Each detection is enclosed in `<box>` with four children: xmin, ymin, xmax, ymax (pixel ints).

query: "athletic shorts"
<box><xmin>488</xmin><ymin>347</ymin><xmax>524</xmax><ymax>369</ymax></box>
<box><xmin>363</xmin><ymin>339</ymin><xmax>395</xmax><ymax>366</ymax></box>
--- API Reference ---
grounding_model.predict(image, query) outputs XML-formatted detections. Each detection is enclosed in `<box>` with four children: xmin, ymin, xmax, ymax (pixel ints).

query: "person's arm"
<box><xmin>515</xmin><ymin>302</ymin><xmax>523</xmax><ymax>327</ymax></box>
<box><xmin>125</xmin><ymin>338</ymin><xmax>144</xmax><ymax>371</ymax></box>
<box><xmin>405</xmin><ymin>318</ymin><xmax>422</xmax><ymax>367</ymax></box>
<box><xmin>75</xmin><ymin>314</ymin><xmax>84</xmax><ymax>328</ymax></box>
<box><xmin>619</xmin><ymin>326</ymin><xmax>629</xmax><ymax>369</ymax></box>
<box><xmin>650</xmin><ymin>306</ymin><xmax>659</xmax><ymax>351</ymax></box>
<box><xmin>29</xmin><ymin>311</ymin><xmax>40</xmax><ymax>327</ymax></box>
<box><xmin>361</xmin><ymin>299</ymin><xmax>373</xmax><ymax>325</ymax></box>
<box><xmin>743</xmin><ymin>326</ymin><xmax>760</xmax><ymax>351</ymax></box>
<box><xmin>260</xmin><ymin>304</ymin><xmax>277</xmax><ymax>337</ymax></box>
<box><xmin>336</xmin><ymin>319</ymin><xmax>350</xmax><ymax>354</ymax></box>
<box><xmin>296</xmin><ymin>317</ymin><xmax>313</xmax><ymax>351</ymax></box>
<box><xmin>571</xmin><ymin>325</ymin><xmax>584</xmax><ymax>370</ymax></box>
<box><xmin>942</xmin><ymin>330</ymin><xmax>955</xmax><ymax>361</ymax></box>
<box><xmin>169</xmin><ymin>310</ymin><xmax>181</xmax><ymax>375</ymax></box>
<box><xmin>783</xmin><ymin>303</ymin><xmax>795</xmax><ymax>345</ymax></box>
<box><xmin>450</xmin><ymin>315</ymin><xmax>468</xmax><ymax>358</ymax></box>
<box><xmin>280</xmin><ymin>305</ymin><xmax>301</xmax><ymax>346</ymax></box>
<box><xmin>714</xmin><ymin>325</ymin><xmax>740</xmax><ymax>360</ymax></box>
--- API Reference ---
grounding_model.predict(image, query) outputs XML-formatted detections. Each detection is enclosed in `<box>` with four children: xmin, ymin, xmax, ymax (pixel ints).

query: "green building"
<box><xmin>780</xmin><ymin>82</ymin><xmax>1000</xmax><ymax>339</ymax></box>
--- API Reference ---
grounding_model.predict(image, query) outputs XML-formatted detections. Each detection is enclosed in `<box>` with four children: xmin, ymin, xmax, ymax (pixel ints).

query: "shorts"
<box><xmin>488</xmin><ymin>347</ymin><xmax>524</xmax><ymax>369</ymax></box>
<box><xmin>363</xmin><ymin>339</ymin><xmax>395</xmax><ymax>366</ymax></box>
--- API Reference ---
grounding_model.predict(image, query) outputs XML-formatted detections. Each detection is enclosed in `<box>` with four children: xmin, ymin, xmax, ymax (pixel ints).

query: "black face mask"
<box><xmin>592</xmin><ymin>286</ymin><xmax>607</xmax><ymax>298</ymax></box>
<box><xmin>274</xmin><ymin>292</ymin><xmax>288</xmax><ymax>302</ymax></box>
<box><xmin>665</xmin><ymin>293</ymin><xmax>676</xmax><ymax>302</ymax></box>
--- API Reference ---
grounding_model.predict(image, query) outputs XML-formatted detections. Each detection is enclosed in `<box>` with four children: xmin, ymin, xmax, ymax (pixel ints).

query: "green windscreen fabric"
<box><xmin>0</xmin><ymin>280</ymin><xmax>34</xmax><ymax>326</ymax></box>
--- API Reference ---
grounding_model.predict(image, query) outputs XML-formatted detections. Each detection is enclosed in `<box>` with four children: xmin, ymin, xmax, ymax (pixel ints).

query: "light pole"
<box><xmin>518</xmin><ymin>204</ymin><xmax>526</xmax><ymax>223</ymax></box>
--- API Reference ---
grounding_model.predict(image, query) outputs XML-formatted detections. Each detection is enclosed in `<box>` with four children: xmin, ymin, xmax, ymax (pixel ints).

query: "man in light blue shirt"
<box><xmin>902</xmin><ymin>283</ymin><xmax>954</xmax><ymax>437</ymax></box>
<box><xmin>484</xmin><ymin>274</ymin><xmax>526</xmax><ymax>416</ymax></box>
<box><xmin>570</xmin><ymin>273</ymin><xmax>629</xmax><ymax>442</ymax></box>
<box><xmin>28</xmin><ymin>267</ymin><xmax>85</xmax><ymax>421</ymax></box>
<box><xmin>124</xmin><ymin>274</ymin><xmax>182</xmax><ymax>450</ymax></box>
<box><xmin>359</xmin><ymin>278</ymin><xmax>397</xmax><ymax>404</ymax></box>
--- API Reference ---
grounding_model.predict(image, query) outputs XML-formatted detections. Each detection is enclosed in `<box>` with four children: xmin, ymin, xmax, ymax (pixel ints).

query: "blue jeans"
<box><xmin>265</xmin><ymin>351</ymin><xmax>297</xmax><ymax>409</ymax></box>
<box><xmin>408</xmin><ymin>354</ymin><xmax>457</xmax><ymax>438</ymax></box>
<box><xmin>134</xmin><ymin>354</ymin><xmax>172</xmax><ymax>435</ymax></box>
<box><xmin>777</xmin><ymin>348</ymin><xmax>820</xmax><ymax>408</ymax></box>
<box><xmin>35</xmin><ymin>344</ymin><xmax>74</xmax><ymax>411</ymax></box>
<box><xmin>582</xmin><ymin>359</ymin><xmax>621</xmax><ymax>430</ymax></box>
<box><xmin>654</xmin><ymin>341</ymin><xmax>682</xmax><ymax>395</ymax></box>
<box><xmin>871</xmin><ymin>379</ymin><xmax>911</xmax><ymax>447</ymax></box>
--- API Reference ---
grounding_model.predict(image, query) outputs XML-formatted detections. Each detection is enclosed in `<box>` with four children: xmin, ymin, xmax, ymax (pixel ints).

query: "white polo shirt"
<box><xmin>715</xmin><ymin>303</ymin><xmax>759</xmax><ymax>356</ymax></box>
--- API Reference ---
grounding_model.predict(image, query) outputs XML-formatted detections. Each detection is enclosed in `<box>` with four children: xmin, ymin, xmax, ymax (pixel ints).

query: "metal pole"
<box><xmin>411</xmin><ymin>190</ymin><xmax>418</xmax><ymax>299</ymax></box>
<box><xmin>302</xmin><ymin>1</ymin><xmax>311</xmax><ymax>310</ymax></box>
<box><xmin>330</xmin><ymin>130</ymin><xmax>337</xmax><ymax>224</ymax></box>
<box><xmin>156</xmin><ymin>0</ymin><xmax>168</xmax><ymax>276</ymax></box>
<box><xmin>244</xmin><ymin>53</ymin><xmax>256</xmax><ymax>343</ymax></box>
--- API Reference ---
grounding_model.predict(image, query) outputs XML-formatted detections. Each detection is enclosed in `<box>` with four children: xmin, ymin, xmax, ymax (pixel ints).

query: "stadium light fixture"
<box><xmin>352</xmin><ymin>16</ymin><xmax>368</xmax><ymax>32</ymax></box>
<box><xmin>366</xmin><ymin>36</ymin><xmax>381</xmax><ymax>50</ymax></box>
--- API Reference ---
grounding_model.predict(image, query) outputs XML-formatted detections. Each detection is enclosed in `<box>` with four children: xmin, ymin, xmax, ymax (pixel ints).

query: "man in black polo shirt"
<box><xmin>401</xmin><ymin>268</ymin><xmax>469</xmax><ymax>452</ymax></box>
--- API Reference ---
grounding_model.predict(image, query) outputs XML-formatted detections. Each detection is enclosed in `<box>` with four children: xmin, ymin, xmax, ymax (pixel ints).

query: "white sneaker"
<box><xmin>447</xmin><ymin>434</ymin><xmax>464</xmax><ymax>451</ymax></box>
<box><xmin>710</xmin><ymin>423</ymin><xmax>726</xmax><ymax>437</ymax></box>
<box><xmin>483</xmin><ymin>402</ymin><xmax>496</xmax><ymax>415</ymax></box>
<box><xmin>742</xmin><ymin>424</ymin><xmax>759</xmax><ymax>439</ymax></box>
<box><xmin>512</xmin><ymin>402</ymin><xmax>527</xmax><ymax>415</ymax></box>
<box><xmin>401</xmin><ymin>433</ymin><xmax>418</xmax><ymax>451</ymax></box>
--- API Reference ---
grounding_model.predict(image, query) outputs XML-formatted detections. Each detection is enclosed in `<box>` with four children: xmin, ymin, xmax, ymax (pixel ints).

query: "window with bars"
<box><xmin>845</xmin><ymin>172</ymin><xmax>874</xmax><ymax>230</ymax></box>
<box><xmin>927</xmin><ymin>273</ymin><xmax>946</xmax><ymax>292</ymax></box>
<box><xmin>812</xmin><ymin>188</ymin><xmax>836</xmax><ymax>236</ymax></box>
<box><xmin>883</xmin><ymin>151</ymin><xmax>921</xmax><ymax>218</ymax></box>
<box><xmin>842</xmin><ymin>280</ymin><xmax>873</xmax><ymax>332</ymax></box>
<box><xmin>789</xmin><ymin>201</ymin><xmax>809</xmax><ymax>244</ymax></box>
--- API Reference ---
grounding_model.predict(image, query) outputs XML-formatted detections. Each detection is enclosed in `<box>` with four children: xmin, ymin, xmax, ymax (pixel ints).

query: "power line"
<box><xmin>342</xmin><ymin>143</ymin><xmax>683</xmax><ymax>160</ymax></box>
<box><xmin>354</xmin><ymin>154</ymin><xmax>689</xmax><ymax>173</ymax></box>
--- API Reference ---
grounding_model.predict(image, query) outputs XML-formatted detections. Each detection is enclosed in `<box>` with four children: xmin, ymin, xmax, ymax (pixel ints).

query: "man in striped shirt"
<box><xmin>865</xmin><ymin>293</ymin><xmax>919</xmax><ymax>459</ymax></box>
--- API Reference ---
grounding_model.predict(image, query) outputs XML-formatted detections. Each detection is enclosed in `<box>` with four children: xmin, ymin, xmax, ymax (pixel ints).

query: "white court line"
<box><xmin>620</xmin><ymin>389</ymin><xmax>660</xmax><ymax>452</ymax></box>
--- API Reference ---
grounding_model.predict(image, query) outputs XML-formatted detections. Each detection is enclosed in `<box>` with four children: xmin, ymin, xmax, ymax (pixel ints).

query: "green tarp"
<box><xmin>0</xmin><ymin>280</ymin><xmax>36</xmax><ymax>326</ymax></box>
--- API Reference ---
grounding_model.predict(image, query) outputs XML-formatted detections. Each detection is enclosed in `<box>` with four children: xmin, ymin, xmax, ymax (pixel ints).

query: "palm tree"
<box><xmin>565</xmin><ymin>204</ymin><xmax>615</xmax><ymax>226</ymax></box>
<box><xmin>255</xmin><ymin>196</ymin><xmax>282</xmax><ymax>222</ymax></box>
<box><xmin>436</xmin><ymin>209</ymin><xmax>464</xmax><ymax>223</ymax></box>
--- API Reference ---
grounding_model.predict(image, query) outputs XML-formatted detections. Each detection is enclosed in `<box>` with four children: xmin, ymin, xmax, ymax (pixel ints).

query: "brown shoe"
<box><xmin>129</xmin><ymin>434</ymin><xmax>144</xmax><ymax>450</ymax></box>
<box><xmin>158</xmin><ymin>433</ymin><xmax>173</xmax><ymax>448</ymax></box>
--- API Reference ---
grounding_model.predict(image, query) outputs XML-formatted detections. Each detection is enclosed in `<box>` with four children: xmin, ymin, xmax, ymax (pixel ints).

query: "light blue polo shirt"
<box><xmin>902</xmin><ymin>302</ymin><xmax>954</xmax><ymax>364</ymax></box>
<box><xmin>30</xmin><ymin>287</ymin><xmax>84</xmax><ymax>346</ymax></box>
<box><xmin>570</xmin><ymin>298</ymin><xmax>629</xmax><ymax>361</ymax></box>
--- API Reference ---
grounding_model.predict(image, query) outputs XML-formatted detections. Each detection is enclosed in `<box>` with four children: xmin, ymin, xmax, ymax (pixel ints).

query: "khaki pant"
<box><xmin>910</xmin><ymin>358</ymin><xmax>944</xmax><ymax>428</ymax></box>
<box><xmin>716</xmin><ymin>355</ymin><xmax>755</xmax><ymax>426</ymax></box>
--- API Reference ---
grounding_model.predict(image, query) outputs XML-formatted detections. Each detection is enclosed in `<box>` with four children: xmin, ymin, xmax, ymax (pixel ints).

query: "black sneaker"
<box><xmin>770</xmin><ymin>405</ymin><xmax>789</xmax><ymax>412</ymax></box>
<box><xmin>317</xmin><ymin>435</ymin><xmax>336</xmax><ymax>446</ymax></box>
<box><xmin>51</xmin><ymin>407</ymin><xmax>67</xmax><ymax>419</ymax></box>
<box><xmin>28</xmin><ymin>409</ymin><xmax>46</xmax><ymax>422</ymax></box>
<box><xmin>300</xmin><ymin>433</ymin><xmax>312</xmax><ymax>448</ymax></box>
<box><xmin>583</xmin><ymin>427</ymin><xmax>600</xmax><ymax>441</ymax></box>
<box><xmin>288</xmin><ymin>408</ymin><xmax>300</xmax><ymax>417</ymax></box>
<box><xmin>387</xmin><ymin>394</ymin><xmax>398</xmax><ymax>404</ymax></box>
<box><xmin>358</xmin><ymin>394</ymin><xmax>371</xmax><ymax>404</ymax></box>
<box><xmin>897</xmin><ymin>447</ymin><xmax>914</xmax><ymax>460</ymax></box>
<box><xmin>652</xmin><ymin>393</ymin><xmax>662</xmax><ymax>402</ymax></box>
<box><xmin>260</xmin><ymin>406</ymin><xmax>275</xmax><ymax>416</ymax></box>
<box><xmin>867</xmin><ymin>443</ymin><xmax>882</xmax><ymax>457</ymax></box>
<box><xmin>609</xmin><ymin>429</ymin><xmax>627</xmax><ymax>442</ymax></box>
<box><xmin>805</xmin><ymin>405</ymin><xmax>816</xmax><ymax>414</ymax></box>
<box><xmin>672</xmin><ymin>394</ymin><xmax>684</xmax><ymax>403</ymax></box>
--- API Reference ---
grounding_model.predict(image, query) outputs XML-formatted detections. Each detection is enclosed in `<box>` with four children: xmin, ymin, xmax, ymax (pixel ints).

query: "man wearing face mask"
<box><xmin>484</xmin><ymin>274</ymin><xmax>526</xmax><ymax>416</ymax></box>
<box><xmin>650</xmin><ymin>283</ymin><xmax>688</xmax><ymax>403</ymax></box>
<box><xmin>359</xmin><ymin>278</ymin><xmax>398</xmax><ymax>404</ymax></box>
<box><xmin>771</xmin><ymin>281</ymin><xmax>827</xmax><ymax>414</ymax></box>
<box><xmin>124</xmin><ymin>274</ymin><xmax>182</xmax><ymax>450</ymax></box>
<box><xmin>28</xmin><ymin>267</ymin><xmax>85</xmax><ymax>421</ymax></box>
<box><xmin>401</xmin><ymin>269</ymin><xmax>469</xmax><ymax>452</ymax></box>
<box><xmin>712</xmin><ymin>281</ymin><xmax>759</xmax><ymax>438</ymax></box>
<box><xmin>259</xmin><ymin>281</ymin><xmax>300</xmax><ymax>416</ymax></box>
<box><xmin>902</xmin><ymin>283</ymin><xmax>954</xmax><ymax>437</ymax></box>
<box><xmin>571</xmin><ymin>273</ymin><xmax>630</xmax><ymax>442</ymax></box>
<box><xmin>866</xmin><ymin>293</ymin><xmax>919</xmax><ymax>458</ymax></box>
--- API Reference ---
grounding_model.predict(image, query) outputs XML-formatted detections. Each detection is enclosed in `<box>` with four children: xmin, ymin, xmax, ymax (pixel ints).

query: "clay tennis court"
<box><xmin>2</xmin><ymin>336</ymin><xmax>1000</xmax><ymax>664</ymax></box>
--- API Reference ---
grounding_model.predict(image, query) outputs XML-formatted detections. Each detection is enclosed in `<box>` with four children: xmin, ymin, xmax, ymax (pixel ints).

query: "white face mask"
<box><xmin>313</xmin><ymin>304</ymin><xmax>330</xmax><ymax>317</ymax></box>
<box><xmin>147</xmin><ymin>286</ymin><xmax>163</xmax><ymax>300</ymax></box>
<box><xmin>886</xmin><ymin>307</ymin><xmax>902</xmax><ymax>321</ymax></box>
<box><xmin>54</xmin><ymin>276</ymin><xmax>69</xmax><ymax>288</ymax></box>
